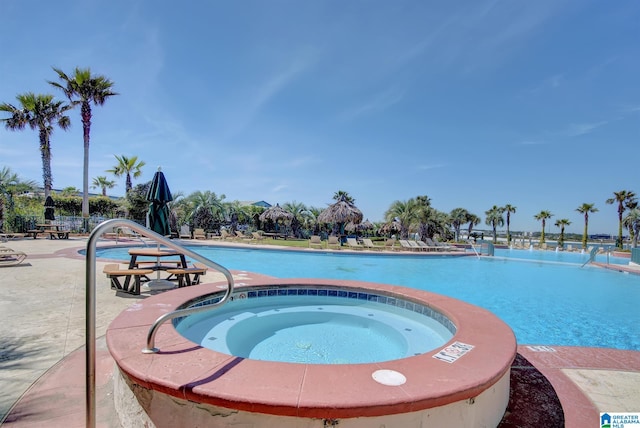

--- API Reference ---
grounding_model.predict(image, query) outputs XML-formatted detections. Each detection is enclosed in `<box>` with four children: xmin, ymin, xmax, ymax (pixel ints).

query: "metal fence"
<box><xmin>9</xmin><ymin>215</ymin><xmax>144</xmax><ymax>234</ymax></box>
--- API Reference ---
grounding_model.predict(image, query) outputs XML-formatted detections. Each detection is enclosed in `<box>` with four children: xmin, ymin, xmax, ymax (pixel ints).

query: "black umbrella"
<box><xmin>146</xmin><ymin>167</ymin><xmax>173</xmax><ymax>236</ymax></box>
<box><xmin>44</xmin><ymin>196</ymin><xmax>55</xmax><ymax>221</ymax></box>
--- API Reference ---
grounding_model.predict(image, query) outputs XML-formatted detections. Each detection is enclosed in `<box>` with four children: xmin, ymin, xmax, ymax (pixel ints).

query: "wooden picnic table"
<box><xmin>26</xmin><ymin>224</ymin><xmax>70</xmax><ymax>239</ymax></box>
<box><xmin>127</xmin><ymin>248</ymin><xmax>188</xmax><ymax>271</ymax></box>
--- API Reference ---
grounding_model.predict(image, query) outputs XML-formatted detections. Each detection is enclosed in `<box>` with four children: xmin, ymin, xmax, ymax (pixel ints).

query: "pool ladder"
<box><xmin>85</xmin><ymin>219</ymin><xmax>234</xmax><ymax>428</ymax></box>
<box><xmin>581</xmin><ymin>246</ymin><xmax>599</xmax><ymax>267</ymax></box>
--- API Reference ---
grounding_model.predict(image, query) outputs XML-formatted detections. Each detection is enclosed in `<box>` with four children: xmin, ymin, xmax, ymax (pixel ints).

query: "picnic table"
<box><xmin>26</xmin><ymin>224</ymin><xmax>70</xmax><ymax>239</ymax></box>
<box><xmin>127</xmin><ymin>248</ymin><xmax>188</xmax><ymax>270</ymax></box>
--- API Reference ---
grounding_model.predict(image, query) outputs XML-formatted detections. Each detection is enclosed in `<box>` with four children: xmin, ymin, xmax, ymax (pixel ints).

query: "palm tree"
<box><xmin>49</xmin><ymin>67</ymin><xmax>117</xmax><ymax>222</ymax></box>
<box><xmin>185</xmin><ymin>190</ymin><xmax>226</xmax><ymax>231</ymax></box>
<box><xmin>623</xmin><ymin>199</ymin><xmax>638</xmax><ymax>246</ymax></box>
<box><xmin>534</xmin><ymin>210</ymin><xmax>554</xmax><ymax>245</ymax></box>
<box><xmin>484</xmin><ymin>205</ymin><xmax>505</xmax><ymax>243</ymax></box>
<box><xmin>554</xmin><ymin>218</ymin><xmax>571</xmax><ymax>249</ymax></box>
<box><xmin>91</xmin><ymin>176</ymin><xmax>116</xmax><ymax>196</ymax></box>
<box><xmin>576</xmin><ymin>203</ymin><xmax>598</xmax><ymax>250</ymax></box>
<box><xmin>107</xmin><ymin>155</ymin><xmax>145</xmax><ymax>193</ymax></box>
<box><xmin>606</xmin><ymin>190</ymin><xmax>637</xmax><ymax>249</ymax></box>
<box><xmin>332</xmin><ymin>190</ymin><xmax>354</xmax><ymax>204</ymax></box>
<box><xmin>384</xmin><ymin>200</ymin><xmax>416</xmax><ymax>239</ymax></box>
<box><xmin>0</xmin><ymin>93</ymin><xmax>71</xmax><ymax>197</ymax></box>
<box><xmin>466</xmin><ymin>213</ymin><xmax>481</xmax><ymax>239</ymax></box>
<box><xmin>623</xmin><ymin>208</ymin><xmax>640</xmax><ymax>248</ymax></box>
<box><xmin>504</xmin><ymin>204</ymin><xmax>517</xmax><ymax>245</ymax></box>
<box><xmin>449</xmin><ymin>208</ymin><xmax>469</xmax><ymax>242</ymax></box>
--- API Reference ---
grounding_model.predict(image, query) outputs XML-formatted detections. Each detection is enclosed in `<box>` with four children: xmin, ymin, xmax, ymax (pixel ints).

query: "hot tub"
<box><xmin>107</xmin><ymin>278</ymin><xmax>517</xmax><ymax>427</ymax></box>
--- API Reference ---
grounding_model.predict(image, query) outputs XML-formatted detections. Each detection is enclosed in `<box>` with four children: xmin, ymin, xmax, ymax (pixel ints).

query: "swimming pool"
<box><xmin>96</xmin><ymin>245</ymin><xmax>640</xmax><ymax>350</ymax></box>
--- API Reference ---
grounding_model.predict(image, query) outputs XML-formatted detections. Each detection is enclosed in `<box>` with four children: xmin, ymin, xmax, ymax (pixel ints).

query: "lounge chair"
<box><xmin>346</xmin><ymin>237</ymin><xmax>363</xmax><ymax>250</ymax></box>
<box><xmin>235</xmin><ymin>231</ymin><xmax>252</xmax><ymax>242</ymax></box>
<box><xmin>0</xmin><ymin>250</ymin><xmax>28</xmax><ymax>267</ymax></box>
<box><xmin>399</xmin><ymin>239</ymin><xmax>421</xmax><ymax>252</ymax></box>
<box><xmin>327</xmin><ymin>236</ymin><xmax>341</xmax><ymax>249</ymax></box>
<box><xmin>309</xmin><ymin>235</ymin><xmax>324</xmax><ymax>249</ymax></box>
<box><xmin>102</xmin><ymin>263</ymin><xmax>153</xmax><ymax>295</ymax></box>
<box><xmin>362</xmin><ymin>238</ymin><xmax>380</xmax><ymax>250</ymax></box>
<box><xmin>0</xmin><ymin>233</ymin><xmax>24</xmax><ymax>242</ymax></box>
<box><xmin>220</xmin><ymin>230</ymin><xmax>233</xmax><ymax>240</ymax></box>
<box><xmin>193</xmin><ymin>228</ymin><xmax>206</xmax><ymax>239</ymax></box>
<box><xmin>384</xmin><ymin>238</ymin><xmax>397</xmax><ymax>251</ymax></box>
<box><xmin>179</xmin><ymin>225</ymin><xmax>192</xmax><ymax>239</ymax></box>
<box><xmin>416</xmin><ymin>240</ymin><xmax>438</xmax><ymax>251</ymax></box>
<box><xmin>424</xmin><ymin>237</ymin><xmax>448</xmax><ymax>251</ymax></box>
<box><xmin>251</xmin><ymin>231</ymin><xmax>265</xmax><ymax>242</ymax></box>
<box><xmin>432</xmin><ymin>237</ymin><xmax>464</xmax><ymax>251</ymax></box>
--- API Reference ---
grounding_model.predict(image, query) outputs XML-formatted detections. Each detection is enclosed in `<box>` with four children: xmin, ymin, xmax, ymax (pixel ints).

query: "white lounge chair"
<box><xmin>346</xmin><ymin>237</ymin><xmax>363</xmax><ymax>250</ymax></box>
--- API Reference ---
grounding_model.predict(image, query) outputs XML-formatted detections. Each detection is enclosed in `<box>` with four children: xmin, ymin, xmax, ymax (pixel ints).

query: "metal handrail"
<box><xmin>581</xmin><ymin>246</ymin><xmax>600</xmax><ymax>268</ymax></box>
<box><xmin>85</xmin><ymin>219</ymin><xmax>234</xmax><ymax>428</ymax></box>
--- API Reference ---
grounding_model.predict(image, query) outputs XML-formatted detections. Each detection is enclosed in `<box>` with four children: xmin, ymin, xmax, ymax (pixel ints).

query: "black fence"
<box><xmin>9</xmin><ymin>215</ymin><xmax>144</xmax><ymax>234</ymax></box>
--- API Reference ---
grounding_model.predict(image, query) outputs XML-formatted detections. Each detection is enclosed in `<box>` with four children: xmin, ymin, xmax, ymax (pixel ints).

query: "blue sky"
<box><xmin>0</xmin><ymin>0</ymin><xmax>638</xmax><ymax>235</ymax></box>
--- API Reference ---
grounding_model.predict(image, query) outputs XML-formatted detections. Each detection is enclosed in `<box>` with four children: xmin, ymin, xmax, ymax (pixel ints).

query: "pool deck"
<box><xmin>1</xmin><ymin>237</ymin><xmax>639</xmax><ymax>427</ymax></box>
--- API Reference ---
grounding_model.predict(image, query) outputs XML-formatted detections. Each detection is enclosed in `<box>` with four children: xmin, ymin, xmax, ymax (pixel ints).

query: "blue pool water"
<box><xmin>176</xmin><ymin>295</ymin><xmax>453</xmax><ymax>364</ymax></box>
<box><xmin>96</xmin><ymin>246</ymin><xmax>640</xmax><ymax>350</ymax></box>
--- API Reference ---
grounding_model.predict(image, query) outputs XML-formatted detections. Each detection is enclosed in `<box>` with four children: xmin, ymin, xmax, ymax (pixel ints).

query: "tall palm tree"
<box><xmin>49</xmin><ymin>67</ymin><xmax>117</xmax><ymax>222</ymax></box>
<box><xmin>91</xmin><ymin>176</ymin><xmax>116</xmax><ymax>196</ymax></box>
<box><xmin>484</xmin><ymin>205</ymin><xmax>505</xmax><ymax>243</ymax></box>
<box><xmin>449</xmin><ymin>208</ymin><xmax>469</xmax><ymax>242</ymax></box>
<box><xmin>576</xmin><ymin>203</ymin><xmax>598</xmax><ymax>249</ymax></box>
<box><xmin>554</xmin><ymin>218</ymin><xmax>571</xmax><ymax>249</ymax></box>
<box><xmin>504</xmin><ymin>204</ymin><xmax>517</xmax><ymax>245</ymax></box>
<box><xmin>606</xmin><ymin>190</ymin><xmax>637</xmax><ymax>249</ymax></box>
<box><xmin>107</xmin><ymin>155</ymin><xmax>145</xmax><ymax>193</ymax></box>
<box><xmin>0</xmin><ymin>93</ymin><xmax>71</xmax><ymax>197</ymax></box>
<box><xmin>623</xmin><ymin>208</ymin><xmax>640</xmax><ymax>248</ymax></box>
<box><xmin>534</xmin><ymin>210</ymin><xmax>554</xmax><ymax>245</ymax></box>
<box><xmin>466</xmin><ymin>213</ymin><xmax>481</xmax><ymax>239</ymax></box>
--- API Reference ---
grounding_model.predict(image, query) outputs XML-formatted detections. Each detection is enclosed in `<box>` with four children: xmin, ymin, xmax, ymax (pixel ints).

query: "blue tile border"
<box><xmin>177</xmin><ymin>286</ymin><xmax>457</xmax><ymax>334</ymax></box>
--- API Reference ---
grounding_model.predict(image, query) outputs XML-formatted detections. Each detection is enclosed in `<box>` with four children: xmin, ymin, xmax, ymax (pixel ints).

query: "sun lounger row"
<box><xmin>399</xmin><ymin>239</ymin><xmax>465</xmax><ymax>252</ymax></box>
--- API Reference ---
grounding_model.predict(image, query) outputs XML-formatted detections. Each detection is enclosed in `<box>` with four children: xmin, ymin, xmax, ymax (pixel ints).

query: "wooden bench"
<box><xmin>26</xmin><ymin>229</ymin><xmax>43</xmax><ymax>239</ymax></box>
<box><xmin>44</xmin><ymin>229</ymin><xmax>70</xmax><ymax>239</ymax></box>
<box><xmin>133</xmin><ymin>260</ymin><xmax>183</xmax><ymax>269</ymax></box>
<box><xmin>103</xmin><ymin>264</ymin><xmax>153</xmax><ymax>295</ymax></box>
<box><xmin>166</xmin><ymin>263</ymin><xmax>207</xmax><ymax>287</ymax></box>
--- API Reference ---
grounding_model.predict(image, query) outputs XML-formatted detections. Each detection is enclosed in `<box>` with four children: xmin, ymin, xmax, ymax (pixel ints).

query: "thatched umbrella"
<box><xmin>259</xmin><ymin>204</ymin><xmax>293</xmax><ymax>236</ymax></box>
<box><xmin>358</xmin><ymin>219</ymin><xmax>374</xmax><ymax>231</ymax></box>
<box><xmin>258</xmin><ymin>204</ymin><xmax>294</xmax><ymax>223</ymax></box>
<box><xmin>317</xmin><ymin>195</ymin><xmax>363</xmax><ymax>242</ymax></box>
<box><xmin>379</xmin><ymin>221</ymin><xmax>401</xmax><ymax>235</ymax></box>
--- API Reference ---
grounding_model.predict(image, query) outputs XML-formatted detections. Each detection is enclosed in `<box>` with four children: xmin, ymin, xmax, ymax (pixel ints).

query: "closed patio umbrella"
<box><xmin>44</xmin><ymin>196</ymin><xmax>55</xmax><ymax>221</ymax></box>
<box><xmin>146</xmin><ymin>167</ymin><xmax>173</xmax><ymax>236</ymax></box>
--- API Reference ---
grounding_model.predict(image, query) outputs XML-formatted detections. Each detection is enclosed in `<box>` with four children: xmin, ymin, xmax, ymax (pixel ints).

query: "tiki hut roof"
<box><xmin>258</xmin><ymin>204</ymin><xmax>294</xmax><ymax>223</ymax></box>
<box><xmin>317</xmin><ymin>196</ymin><xmax>363</xmax><ymax>225</ymax></box>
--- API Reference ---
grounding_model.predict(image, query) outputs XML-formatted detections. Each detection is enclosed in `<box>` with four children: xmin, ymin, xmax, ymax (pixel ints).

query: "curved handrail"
<box><xmin>85</xmin><ymin>219</ymin><xmax>234</xmax><ymax>428</ymax></box>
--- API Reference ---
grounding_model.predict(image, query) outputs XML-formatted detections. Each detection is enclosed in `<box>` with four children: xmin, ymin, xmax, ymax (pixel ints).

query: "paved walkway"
<box><xmin>0</xmin><ymin>237</ymin><xmax>638</xmax><ymax>426</ymax></box>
